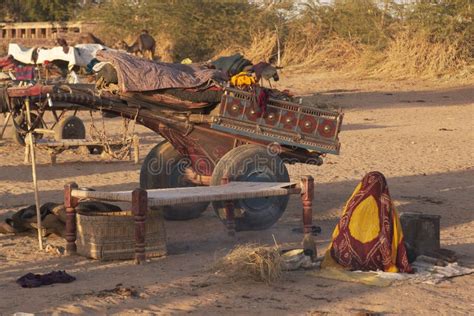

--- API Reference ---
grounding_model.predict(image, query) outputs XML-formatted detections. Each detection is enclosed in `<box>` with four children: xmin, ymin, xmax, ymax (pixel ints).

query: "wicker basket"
<box><xmin>76</xmin><ymin>210</ymin><xmax>167</xmax><ymax>261</ymax></box>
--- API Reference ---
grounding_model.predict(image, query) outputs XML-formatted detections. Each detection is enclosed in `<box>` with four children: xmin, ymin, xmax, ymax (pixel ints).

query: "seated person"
<box><xmin>322</xmin><ymin>171</ymin><xmax>412</xmax><ymax>273</ymax></box>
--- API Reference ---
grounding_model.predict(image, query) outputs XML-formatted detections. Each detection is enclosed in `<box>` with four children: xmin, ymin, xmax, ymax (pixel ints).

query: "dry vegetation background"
<box><xmin>0</xmin><ymin>0</ymin><xmax>472</xmax><ymax>80</ymax></box>
<box><xmin>79</xmin><ymin>0</ymin><xmax>473</xmax><ymax>81</ymax></box>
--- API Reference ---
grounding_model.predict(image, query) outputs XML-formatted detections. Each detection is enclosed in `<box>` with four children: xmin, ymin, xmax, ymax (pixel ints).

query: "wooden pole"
<box><xmin>301</xmin><ymin>175</ymin><xmax>317</xmax><ymax>261</ymax></box>
<box><xmin>24</xmin><ymin>142</ymin><xmax>30</xmax><ymax>163</ymax></box>
<box><xmin>64</xmin><ymin>182</ymin><xmax>78</xmax><ymax>255</ymax></box>
<box><xmin>275</xmin><ymin>24</ymin><xmax>281</xmax><ymax>67</ymax></box>
<box><xmin>132</xmin><ymin>188</ymin><xmax>147</xmax><ymax>264</ymax></box>
<box><xmin>25</xmin><ymin>98</ymin><xmax>43</xmax><ymax>250</ymax></box>
<box><xmin>300</xmin><ymin>175</ymin><xmax>314</xmax><ymax>234</ymax></box>
<box><xmin>0</xmin><ymin>112</ymin><xmax>12</xmax><ymax>139</ymax></box>
<box><xmin>133</xmin><ymin>135</ymin><xmax>139</xmax><ymax>164</ymax></box>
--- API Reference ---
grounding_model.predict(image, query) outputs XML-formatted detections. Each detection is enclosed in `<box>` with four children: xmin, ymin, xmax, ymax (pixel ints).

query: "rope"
<box><xmin>88</xmin><ymin>108</ymin><xmax>139</xmax><ymax>160</ymax></box>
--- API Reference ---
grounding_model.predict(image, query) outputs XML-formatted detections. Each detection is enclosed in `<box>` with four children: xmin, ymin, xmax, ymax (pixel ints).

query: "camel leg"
<box><xmin>151</xmin><ymin>44</ymin><xmax>156</xmax><ymax>60</ymax></box>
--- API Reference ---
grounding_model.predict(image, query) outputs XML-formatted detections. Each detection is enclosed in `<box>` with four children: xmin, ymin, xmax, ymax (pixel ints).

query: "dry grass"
<box><xmin>245</xmin><ymin>32</ymin><xmax>278</xmax><ymax>63</ymax></box>
<box><xmin>92</xmin><ymin>19</ymin><xmax>471</xmax><ymax>81</ymax></box>
<box><xmin>366</xmin><ymin>32</ymin><xmax>472</xmax><ymax>79</ymax></box>
<box><xmin>153</xmin><ymin>33</ymin><xmax>174</xmax><ymax>62</ymax></box>
<box><xmin>214</xmin><ymin>31</ymin><xmax>360</xmax><ymax>71</ymax></box>
<box><xmin>212</xmin><ymin>29</ymin><xmax>471</xmax><ymax>81</ymax></box>
<box><xmin>282</xmin><ymin>37</ymin><xmax>361</xmax><ymax>71</ymax></box>
<box><xmin>214</xmin><ymin>31</ymin><xmax>277</xmax><ymax>63</ymax></box>
<box><xmin>216</xmin><ymin>244</ymin><xmax>282</xmax><ymax>284</ymax></box>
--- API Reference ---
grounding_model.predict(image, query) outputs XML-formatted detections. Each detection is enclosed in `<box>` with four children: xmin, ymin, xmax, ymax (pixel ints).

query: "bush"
<box><xmin>77</xmin><ymin>0</ymin><xmax>472</xmax><ymax>79</ymax></box>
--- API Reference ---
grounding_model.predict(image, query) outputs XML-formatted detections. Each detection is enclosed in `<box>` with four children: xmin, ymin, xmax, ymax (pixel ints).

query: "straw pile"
<box><xmin>217</xmin><ymin>244</ymin><xmax>282</xmax><ymax>284</ymax></box>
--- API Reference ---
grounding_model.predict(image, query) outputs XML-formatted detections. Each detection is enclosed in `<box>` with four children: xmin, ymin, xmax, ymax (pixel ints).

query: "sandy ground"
<box><xmin>0</xmin><ymin>72</ymin><xmax>473</xmax><ymax>315</ymax></box>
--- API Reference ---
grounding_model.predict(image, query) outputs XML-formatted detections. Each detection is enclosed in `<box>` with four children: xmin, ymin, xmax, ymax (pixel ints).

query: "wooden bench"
<box><xmin>64</xmin><ymin>176</ymin><xmax>314</xmax><ymax>264</ymax></box>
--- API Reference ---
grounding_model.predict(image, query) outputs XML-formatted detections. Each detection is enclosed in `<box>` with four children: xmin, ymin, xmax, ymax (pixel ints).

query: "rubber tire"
<box><xmin>12</xmin><ymin>113</ymin><xmax>44</xmax><ymax>146</ymax></box>
<box><xmin>210</xmin><ymin>144</ymin><xmax>290</xmax><ymax>231</ymax></box>
<box><xmin>139</xmin><ymin>141</ymin><xmax>209</xmax><ymax>220</ymax></box>
<box><xmin>54</xmin><ymin>116</ymin><xmax>86</xmax><ymax>140</ymax></box>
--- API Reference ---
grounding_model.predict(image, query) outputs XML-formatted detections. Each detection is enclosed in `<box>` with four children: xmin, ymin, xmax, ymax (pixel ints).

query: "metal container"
<box><xmin>400</xmin><ymin>212</ymin><xmax>440</xmax><ymax>256</ymax></box>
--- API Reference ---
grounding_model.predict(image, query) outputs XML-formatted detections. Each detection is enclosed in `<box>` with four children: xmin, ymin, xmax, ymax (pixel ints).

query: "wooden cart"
<box><xmin>3</xmin><ymin>83</ymin><xmax>342</xmax><ymax>232</ymax></box>
<box><xmin>0</xmin><ymin>84</ymin><xmax>94</xmax><ymax>145</ymax></box>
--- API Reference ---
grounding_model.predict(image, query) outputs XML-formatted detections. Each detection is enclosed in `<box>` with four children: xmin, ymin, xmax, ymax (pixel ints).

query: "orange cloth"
<box><xmin>322</xmin><ymin>171</ymin><xmax>412</xmax><ymax>273</ymax></box>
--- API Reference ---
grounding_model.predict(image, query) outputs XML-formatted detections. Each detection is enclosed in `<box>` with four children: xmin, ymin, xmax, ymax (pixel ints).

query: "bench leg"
<box><xmin>132</xmin><ymin>188</ymin><xmax>147</xmax><ymax>264</ymax></box>
<box><xmin>301</xmin><ymin>176</ymin><xmax>317</xmax><ymax>260</ymax></box>
<box><xmin>224</xmin><ymin>200</ymin><xmax>236</xmax><ymax>236</ymax></box>
<box><xmin>221</xmin><ymin>175</ymin><xmax>236</xmax><ymax>236</ymax></box>
<box><xmin>50</xmin><ymin>151</ymin><xmax>57</xmax><ymax>165</ymax></box>
<box><xmin>64</xmin><ymin>182</ymin><xmax>79</xmax><ymax>255</ymax></box>
<box><xmin>301</xmin><ymin>176</ymin><xmax>314</xmax><ymax>234</ymax></box>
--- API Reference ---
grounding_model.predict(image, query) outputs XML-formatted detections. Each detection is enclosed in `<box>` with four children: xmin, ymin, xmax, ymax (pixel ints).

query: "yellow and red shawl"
<box><xmin>322</xmin><ymin>172</ymin><xmax>412</xmax><ymax>273</ymax></box>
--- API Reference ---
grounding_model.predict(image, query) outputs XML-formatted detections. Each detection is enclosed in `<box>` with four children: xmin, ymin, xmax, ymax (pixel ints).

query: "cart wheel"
<box><xmin>210</xmin><ymin>144</ymin><xmax>290</xmax><ymax>231</ymax></box>
<box><xmin>140</xmin><ymin>141</ymin><xmax>209</xmax><ymax>220</ymax></box>
<box><xmin>54</xmin><ymin>116</ymin><xmax>86</xmax><ymax>140</ymax></box>
<box><xmin>12</xmin><ymin>113</ymin><xmax>44</xmax><ymax>146</ymax></box>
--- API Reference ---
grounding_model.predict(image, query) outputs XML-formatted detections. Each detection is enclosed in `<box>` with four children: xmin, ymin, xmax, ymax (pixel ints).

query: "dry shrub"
<box><xmin>213</xmin><ymin>32</ymin><xmax>360</xmax><ymax>72</ymax></box>
<box><xmin>245</xmin><ymin>32</ymin><xmax>278</xmax><ymax>63</ymax></box>
<box><xmin>281</xmin><ymin>37</ymin><xmax>361</xmax><ymax>71</ymax></box>
<box><xmin>216</xmin><ymin>244</ymin><xmax>282</xmax><ymax>283</ymax></box>
<box><xmin>369</xmin><ymin>31</ymin><xmax>471</xmax><ymax>79</ymax></box>
<box><xmin>214</xmin><ymin>31</ymin><xmax>277</xmax><ymax>64</ymax></box>
<box><xmin>154</xmin><ymin>33</ymin><xmax>174</xmax><ymax>63</ymax></box>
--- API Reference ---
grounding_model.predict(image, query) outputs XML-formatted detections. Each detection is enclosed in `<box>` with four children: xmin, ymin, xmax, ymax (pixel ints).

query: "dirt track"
<box><xmin>0</xmin><ymin>73</ymin><xmax>473</xmax><ymax>314</ymax></box>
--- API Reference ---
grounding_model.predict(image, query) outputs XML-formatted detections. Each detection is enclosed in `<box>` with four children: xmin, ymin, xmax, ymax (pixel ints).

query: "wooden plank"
<box><xmin>70</xmin><ymin>182</ymin><xmax>298</xmax><ymax>206</ymax></box>
<box><xmin>34</xmin><ymin>139</ymin><xmax>128</xmax><ymax>147</ymax></box>
<box><xmin>71</xmin><ymin>189</ymin><xmax>133</xmax><ymax>202</ymax></box>
<box><xmin>33</xmin><ymin>128</ymin><xmax>55</xmax><ymax>134</ymax></box>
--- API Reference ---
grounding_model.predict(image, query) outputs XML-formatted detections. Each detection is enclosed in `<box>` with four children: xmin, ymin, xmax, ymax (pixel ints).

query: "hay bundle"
<box><xmin>217</xmin><ymin>244</ymin><xmax>282</xmax><ymax>283</ymax></box>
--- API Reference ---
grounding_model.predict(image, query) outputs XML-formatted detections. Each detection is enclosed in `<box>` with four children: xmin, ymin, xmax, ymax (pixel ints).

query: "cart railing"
<box><xmin>212</xmin><ymin>88</ymin><xmax>343</xmax><ymax>154</ymax></box>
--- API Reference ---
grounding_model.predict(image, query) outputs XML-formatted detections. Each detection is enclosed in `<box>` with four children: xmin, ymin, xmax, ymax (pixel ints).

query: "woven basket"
<box><xmin>76</xmin><ymin>210</ymin><xmax>167</xmax><ymax>261</ymax></box>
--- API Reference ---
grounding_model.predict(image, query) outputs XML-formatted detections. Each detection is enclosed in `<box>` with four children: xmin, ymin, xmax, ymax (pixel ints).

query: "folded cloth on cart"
<box><xmin>37</xmin><ymin>44</ymin><xmax>108</xmax><ymax>67</ymax></box>
<box><xmin>74</xmin><ymin>44</ymin><xmax>107</xmax><ymax>64</ymax></box>
<box><xmin>8</xmin><ymin>43</ymin><xmax>109</xmax><ymax>67</ymax></box>
<box><xmin>96</xmin><ymin>50</ymin><xmax>225</xmax><ymax>92</ymax></box>
<box><xmin>8</xmin><ymin>43</ymin><xmax>36</xmax><ymax>64</ymax></box>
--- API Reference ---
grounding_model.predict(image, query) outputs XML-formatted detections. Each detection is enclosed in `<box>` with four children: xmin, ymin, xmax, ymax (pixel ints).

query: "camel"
<box><xmin>55</xmin><ymin>37</ymin><xmax>69</xmax><ymax>54</ymax></box>
<box><xmin>114</xmin><ymin>30</ymin><xmax>156</xmax><ymax>60</ymax></box>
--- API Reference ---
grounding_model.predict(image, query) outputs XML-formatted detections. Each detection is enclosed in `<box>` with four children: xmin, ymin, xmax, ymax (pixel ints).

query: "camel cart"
<box><xmin>2</xmin><ymin>83</ymin><xmax>343</xmax><ymax>232</ymax></box>
<box><xmin>0</xmin><ymin>43</ymin><xmax>108</xmax><ymax>146</ymax></box>
<box><xmin>0</xmin><ymin>84</ymin><xmax>93</xmax><ymax>145</ymax></box>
